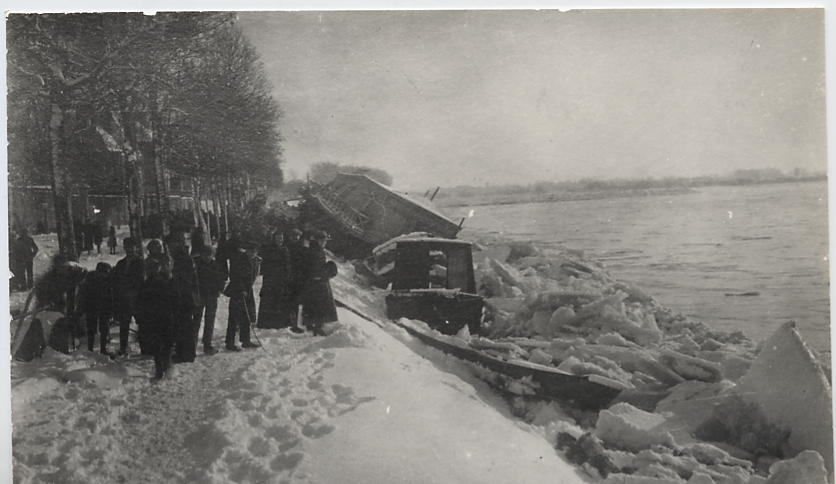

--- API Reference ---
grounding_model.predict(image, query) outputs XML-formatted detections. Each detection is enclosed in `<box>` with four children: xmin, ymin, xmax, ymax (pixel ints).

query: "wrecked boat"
<box><xmin>367</xmin><ymin>234</ymin><xmax>485</xmax><ymax>336</ymax></box>
<box><xmin>393</xmin><ymin>318</ymin><xmax>623</xmax><ymax>410</ymax></box>
<box><xmin>301</xmin><ymin>173</ymin><xmax>462</xmax><ymax>259</ymax></box>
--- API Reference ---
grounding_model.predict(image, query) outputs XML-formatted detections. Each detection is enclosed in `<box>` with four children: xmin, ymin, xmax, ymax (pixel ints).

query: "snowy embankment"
<box><xmin>11</xmin><ymin>237</ymin><xmax>590</xmax><ymax>484</ymax></box>
<box><xmin>10</xmin><ymin>233</ymin><xmax>835</xmax><ymax>484</ymax></box>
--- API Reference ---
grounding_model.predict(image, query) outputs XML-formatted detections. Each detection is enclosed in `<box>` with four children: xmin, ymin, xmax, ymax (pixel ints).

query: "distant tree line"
<box><xmin>8</xmin><ymin>13</ymin><xmax>283</xmax><ymax>259</ymax></box>
<box><xmin>435</xmin><ymin>168</ymin><xmax>826</xmax><ymax>201</ymax></box>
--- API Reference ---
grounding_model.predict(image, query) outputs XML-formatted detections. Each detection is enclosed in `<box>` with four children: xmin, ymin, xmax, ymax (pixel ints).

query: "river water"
<box><xmin>448</xmin><ymin>181</ymin><xmax>831</xmax><ymax>358</ymax></box>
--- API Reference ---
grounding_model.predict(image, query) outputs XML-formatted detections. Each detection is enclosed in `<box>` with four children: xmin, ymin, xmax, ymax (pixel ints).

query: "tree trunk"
<box><xmin>191</xmin><ymin>178</ymin><xmax>209</xmax><ymax>246</ymax></box>
<box><xmin>211</xmin><ymin>181</ymin><xmax>222</xmax><ymax>239</ymax></box>
<box><xmin>48</xmin><ymin>102</ymin><xmax>78</xmax><ymax>260</ymax></box>
<box><xmin>124</xmin><ymin>150</ymin><xmax>144</xmax><ymax>247</ymax></box>
<box><xmin>152</xmin><ymin>121</ymin><xmax>169</xmax><ymax>235</ymax></box>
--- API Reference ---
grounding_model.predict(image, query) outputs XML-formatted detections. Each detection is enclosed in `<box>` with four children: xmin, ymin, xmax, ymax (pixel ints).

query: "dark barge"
<box><xmin>301</xmin><ymin>173</ymin><xmax>461</xmax><ymax>259</ymax></box>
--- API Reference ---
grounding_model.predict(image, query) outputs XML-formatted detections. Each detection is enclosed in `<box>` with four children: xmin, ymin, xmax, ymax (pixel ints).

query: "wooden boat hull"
<box><xmin>385</xmin><ymin>290</ymin><xmax>484</xmax><ymax>335</ymax></box>
<box><xmin>301</xmin><ymin>173</ymin><xmax>461</xmax><ymax>259</ymax></box>
<box><xmin>392</xmin><ymin>319</ymin><xmax>622</xmax><ymax>410</ymax></box>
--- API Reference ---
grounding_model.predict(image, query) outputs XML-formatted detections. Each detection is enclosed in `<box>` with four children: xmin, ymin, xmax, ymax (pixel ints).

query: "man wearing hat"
<box><xmin>300</xmin><ymin>230</ymin><xmax>338</xmax><ymax>335</ymax></box>
<box><xmin>112</xmin><ymin>237</ymin><xmax>144</xmax><ymax>356</ymax></box>
<box><xmin>166</xmin><ymin>231</ymin><xmax>200</xmax><ymax>362</ymax></box>
<box><xmin>224</xmin><ymin>237</ymin><xmax>261</xmax><ymax>351</ymax></box>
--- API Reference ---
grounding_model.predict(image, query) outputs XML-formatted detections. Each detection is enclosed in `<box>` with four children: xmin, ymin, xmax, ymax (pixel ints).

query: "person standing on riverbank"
<box><xmin>136</xmin><ymin>258</ymin><xmax>177</xmax><ymax>380</ymax></box>
<box><xmin>285</xmin><ymin>228</ymin><xmax>306</xmax><ymax>328</ymax></box>
<box><xmin>193</xmin><ymin>245</ymin><xmax>225</xmax><ymax>355</ymax></box>
<box><xmin>78</xmin><ymin>262</ymin><xmax>114</xmax><ymax>354</ymax></box>
<box><xmin>300</xmin><ymin>230</ymin><xmax>338</xmax><ymax>336</ymax></box>
<box><xmin>13</xmin><ymin>228</ymin><xmax>39</xmax><ymax>290</ymax></box>
<box><xmin>107</xmin><ymin>226</ymin><xmax>118</xmax><ymax>255</ymax></box>
<box><xmin>225</xmin><ymin>239</ymin><xmax>260</xmax><ymax>351</ymax></box>
<box><xmin>257</xmin><ymin>231</ymin><xmax>292</xmax><ymax>329</ymax></box>
<box><xmin>113</xmin><ymin>238</ymin><xmax>145</xmax><ymax>356</ymax></box>
<box><xmin>167</xmin><ymin>232</ymin><xmax>200</xmax><ymax>363</ymax></box>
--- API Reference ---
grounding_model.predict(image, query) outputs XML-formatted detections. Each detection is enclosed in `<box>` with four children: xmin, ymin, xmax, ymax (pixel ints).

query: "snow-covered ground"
<box><xmin>9</xmin><ymin>235</ymin><xmax>591</xmax><ymax>484</ymax></box>
<box><xmin>8</xmin><ymin>233</ymin><xmax>833</xmax><ymax>484</ymax></box>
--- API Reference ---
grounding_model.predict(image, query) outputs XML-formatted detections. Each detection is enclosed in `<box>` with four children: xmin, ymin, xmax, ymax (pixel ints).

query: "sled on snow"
<box><xmin>392</xmin><ymin>318</ymin><xmax>622</xmax><ymax>410</ymax></box>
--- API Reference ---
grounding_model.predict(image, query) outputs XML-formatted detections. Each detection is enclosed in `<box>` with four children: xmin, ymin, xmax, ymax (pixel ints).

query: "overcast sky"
<box><xmin>237</xmin><ymin>9</ymin><xmax>825</xmax><ymax>190</ymax></box>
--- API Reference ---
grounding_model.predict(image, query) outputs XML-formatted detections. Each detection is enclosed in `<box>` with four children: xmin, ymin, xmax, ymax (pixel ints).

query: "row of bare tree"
<box><xmin>8</xmin><ymin>12</ymin><xmax>283</xmax><ymax>259</ymax></box>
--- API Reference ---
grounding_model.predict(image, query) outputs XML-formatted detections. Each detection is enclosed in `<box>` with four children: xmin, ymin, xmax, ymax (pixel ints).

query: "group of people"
<box><xmin>67</xmin><ymin>227</ymin><xmax>338</xmax><ymax>379</ymax></box>
<box><xmin>256</xmin><ymin>228</ymin><xmax>338</xmax><ymax>336</ymax></box>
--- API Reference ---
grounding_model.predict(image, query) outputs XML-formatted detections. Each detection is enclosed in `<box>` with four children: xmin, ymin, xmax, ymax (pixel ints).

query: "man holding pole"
<box><xmin>224</xmin><ymin>238</ymin><xmax>261</xmax><ymax>351</ymax></box>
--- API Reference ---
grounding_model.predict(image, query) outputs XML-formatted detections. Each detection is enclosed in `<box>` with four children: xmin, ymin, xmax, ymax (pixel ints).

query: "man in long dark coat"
<box><xmin>113</xmin><ymin>237</ymin><xmax>144</xmax><ymax>355</ymax></box>
<box><xmin>193</xmin><ymin>245</ymin><xmax>226</xmax><ymax>355</ymax></box>
<box><xmin>285</xmin><ymin>229</ymin><xmax>306</xmax><ymax>325</ymax></box>
<box><xmin>167</xmin><ymin>231</ymin><xmax>200</xmax><ymax>363</ymax></box>
<box><xmin>257</xmin><ymin>231</ymin><xmax>292</xmax><ymax>329</ymax></box>
<box><xmin>225</xmin><ymin>239</ymin><xmax>260</xmax><ymax>350</ymax></box>
<box><xmin>300</xmin><ymin>230</ymin><xmax>338</xmax><ymax>336</ymax></box>
<box><xmin>78</xmin><ymin>262</ymin><xmax>114</xmax><ymax>354</ymax></box>
<box><xmin>136</xmin><ymin>258</ymin><xmax>178</xmax><ymax>379</ymax></box>
<box><xmin>13</xmin><ymin>228</ymin><xmax>39</xmax><ymax>290</ymax></box>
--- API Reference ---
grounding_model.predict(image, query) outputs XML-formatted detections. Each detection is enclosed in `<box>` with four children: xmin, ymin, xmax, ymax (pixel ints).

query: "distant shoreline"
<box><xmin>434</xmin><ymin>177</ymin><xmax>826</xmax><ymax>208</ymax></box>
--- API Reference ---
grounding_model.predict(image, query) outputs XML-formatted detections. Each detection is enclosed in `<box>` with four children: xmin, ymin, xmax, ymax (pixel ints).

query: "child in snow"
<box><xmin>78</xmin><ymin>262</ymin><xmax>114</xmax><ymax>354</ymax></box>
<box><xmin>136</xmin><ymin>258</ymin><xmax>178</xmax><ymax>379</ymax></box>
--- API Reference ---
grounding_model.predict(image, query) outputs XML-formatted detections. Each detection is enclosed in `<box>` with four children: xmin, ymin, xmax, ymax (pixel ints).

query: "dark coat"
<box><xmin>112</xmin><ymin>255</ymin><xmax>144</xmax><ymax>315</ymax></box>
<box><xmin>286</xmin><ymin>240</ymin><xmax>307</xmax><ymax>304</ymax></box>
<box><xmin>259</xmin><ymin>243</ymin><xmax>290</xmax><ymax>298</ymax></box>
<box><xmin>171</xmin><ymin>250</ymin><xmax>200</xmax><ymax>313</ymax></box>
<box><xmin>300</xmin><ymin>243</ymin><xmax>338</xmax><ymax>323</ymax></box>
<box><xmin>79</xmin><ymin>270</ymin><xmax>113</xmax><ymax>319</ymax></box>
<box><xmin>194</xmin><ymin>256</ymin><xmax>226</xmax><ymax>305</ymax></box>
<box><xmin>215</xmin><ymin>236</ymin><xmax>238</xmax><ymax>279</ymax></box>
<box><xmin>226</xmin><ymin>250</ymin><xmax>256</xmax><ymax>298</ymax></box>
<box><xmin>257</xmin><ymin>243</ymin><xmax>293</xmax><ymax>329</ymax></box>
<box><xmin>136</xmin><ymin>276</ymin><xmax>178</xmax><ymax>347</ymax></box>
<box><xmin>12</xmin><ymin>235</ymin><xmax>38</xmax><ymax>263</ymax></box>
<box><xmin>33</xmin><ymin>261</ymin><xmax>87</xmax><ymax>314</ymax></box>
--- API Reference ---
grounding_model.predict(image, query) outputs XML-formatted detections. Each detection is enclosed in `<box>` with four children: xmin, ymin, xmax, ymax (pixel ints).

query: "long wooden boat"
<box><xmin>392</xmin><ymin>318</ymin><xmax>622</xmax><ymax>410</ymax></box>
<box><xmin>301</xmin><ymin>173</ymin><xmax>462</xmax><ymax>259</ymax></box>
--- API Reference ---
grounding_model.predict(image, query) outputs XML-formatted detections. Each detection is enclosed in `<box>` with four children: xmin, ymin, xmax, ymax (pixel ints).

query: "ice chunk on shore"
<box><xmin>736</xmin><ymin>322</ymin><xmax>833</xmax><ymax>477</ymax></box>
<box><xmin>765</xmin><ymin>450</ymin><xmax>829</xmax><ymax>484</ymax></box>
<box><xmin>594</xmin><ymin>402</ymin><xmax>676</xmax><ymax>451</ymax></box>
<box><xmin>654</xmin><ymin>380</ymin><xmax>735</xmax><ymax>436</ymax></box>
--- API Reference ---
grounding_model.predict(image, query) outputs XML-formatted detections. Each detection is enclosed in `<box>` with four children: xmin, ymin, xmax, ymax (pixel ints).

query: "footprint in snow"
<box><xmin>301</xmin><ymin>422</ymin><xmax>335</xmax><ymax>438</ymax></box>
<box><xmin>248</xmin><ymin>414</ymin><xmax>262</xmax><ymax>427</ymax></box>
<box><xmin>247</xmin><ymin>436</ymin><xmax>270</xmax><ymax>457</ymax></box>
<box><xmin>265</xmin><ymin>424</ymin><xmax>297</xmax><ymax>442</ymax></box>
<box><xmin>270</xmin><ymin>452</ymin><xmax>303</xmax><ymax>472</ymax></box>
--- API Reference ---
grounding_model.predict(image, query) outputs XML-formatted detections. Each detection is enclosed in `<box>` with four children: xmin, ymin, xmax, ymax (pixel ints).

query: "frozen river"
<box><xmin>449</xmin><ymin>181</ymin><xmax>831</xmax><ymax>358</ymax></box>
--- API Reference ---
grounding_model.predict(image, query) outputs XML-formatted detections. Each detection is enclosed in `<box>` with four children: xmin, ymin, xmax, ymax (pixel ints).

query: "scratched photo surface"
<box><xmin>5</xmin><ymin>9</ymin><xmax>831</xmax><ymax>484</ymax></box>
